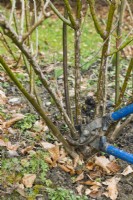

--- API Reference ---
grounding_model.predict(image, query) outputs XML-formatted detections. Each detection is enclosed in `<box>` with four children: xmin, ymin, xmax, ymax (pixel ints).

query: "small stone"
<box><xmin>8</xmin><ymin>97</ymin><xmax>21</xmax><ymax>105</ymax></box>
<box><xmin>45</xmin><ymin>102</ymin><xmax>51</xmax><ymax>106</ymax></box>
<box><xmin>7</xmin><ymin>150</ymin><xmax>19</xmax><ymax>157</ymax></box>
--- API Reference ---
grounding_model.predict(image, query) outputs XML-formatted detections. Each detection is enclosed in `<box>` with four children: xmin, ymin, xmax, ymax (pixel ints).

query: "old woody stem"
<box><xmin>96</xmin><ymin>1</ymin><xmax>116</xmax><ymax>115</ymax></box>
<box><xmin>87</xmin><ymin>0</ymin><xmax>105</xmax><ymax>39</ymax></box>
<box><xmin>0</xmin><ymin>55</ymin><xmax>78</xmax><ymax>158</ymax></box>
<box><xmin>116</xmin><ymin>58</ymin><xmax>133</xmax><ymax>108</ymax></box>
<box><xmin>75</xmin><ymin>1</ymin><xmax>82</xmax><ymax>125</ymax></box>
<box><xmin>63</xmin><ymin>0</ymin><xmax>77</xmax><ymax>29</ymax></box>
<box><xmin>115</xmin><ymin>0</ymin><xmax>126</xmax><ymax>103</ymax></box>
<box><xmin>63</xmin><ymin>8</ymin><xmax>72</xmax><ymax>123</ymax></box>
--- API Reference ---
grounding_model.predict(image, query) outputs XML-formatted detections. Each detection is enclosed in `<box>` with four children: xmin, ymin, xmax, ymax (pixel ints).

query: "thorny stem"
<box><xmin>0</xmin><ymin>15</ymin><xmax>78</xmax><ymax>138</ymax></box>
<box><xmin>0</xmin><ymin>55</ymin><xmax>78</xmax><ymax>158</ymax></box>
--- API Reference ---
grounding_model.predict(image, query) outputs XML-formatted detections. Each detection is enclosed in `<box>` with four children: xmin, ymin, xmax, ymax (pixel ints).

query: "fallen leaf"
<box><xmin>7</xmin><ymin>150</ymin><xmax>19</xmax><ymax>157</ymax></box>
<box><xmin>48</xmin><ymin>145</ymin><xmax>60</xmax><ymax>167</ymax></box>
<box><xmin>103</xmin><ymin>176</ymin><xmax>120</xmax><ymax>200</ymax></box>
<box><xmin>95</xmin><ymin>156</ymin><xmax>110</xmax><ymax>173</ymax></box>
<box><xmin>16</xmin><ymin>184</ymin><xmax>26</xmax><ymax>197</ymax></box>
<box><xmin>81</xmin><ymin>180</ymin><xmax>101</xmax><ymax>187</ymax></box>
<box><xmin>90</xmin><ymin>184</ymin><xmax>101</xmax><ymax>191</ymax></box>
<box><xmin>76</xmin><ymin>185</ymin><xmax>83</xmax><ymax>196</ymax></box>
<box><xmin>22</xmin><ymin>174</ymin><xmax>36</xmax><ymax>188</ymax></box>
<box><xmin>21</xmin><ymin>146</ymin><xmax>34</xmax><ymax>154</ymax></box>
<box><xmin>58</xmin><ymin>164</ymin><xmax>71</xmax><ymax>173</ymax></box>
<box><xmin>89</xmin><ymin>169</ymin><xmax>102</xmax><ymax>179</ymax></box>
<box><xmin>107</xmin><ymin>161</ymin><xmax>121</xmax><ymax>173</ymax></box>
<box><xmin>6</xmin><ymin>141</ymin><xmax>19</xmax><ymax>151</ymax></box>
<box><xmin>44</xmin><ymin>156</ymin><xmax>53</xmax><ymax>165</ymax></box>
<box><xmin>75</xmin><ymin>172</ymin><xmax>84</xmax><ymax>182</ymax></box>
<box><xmin>0</xmin><ymin>139</ymin><xmax>6</xmax><ymax>146</ymax></box>
<box><xmin>0</xmin><ymin>89</ymin><xmax>7</xmax><ymax>104</ymax></box>
<box><xmin>86</xmin><ymin>162</ymin><xmax>94</xmax><ymax>170</ymax></box>
<box><xmin>85</xmin><ymin>188</ymin><xmax>91</xmax><ymax>195</ymax></box>
<box><xmin>121</xmin><ymin>165</ymin><xmax>133</xmax><ymax>176</ymax></box>
<box><xmin>65</xmin><ymin>164</ymin><xmax>75</xmax><ymax>175</ymax></box>
<box><xmin>3</xmin><ymin>114</ymin><xmax>25</xmax><ymax>128</ymax></box>
<box><xmin>89</xmin><ymin>190</ymin><xmax>102</xmax><ymax>198</ymax></box>
<box><xmin>40</xmin><ymin>141</ymin><xmax>55</xmax><ymax>149</ymax></box>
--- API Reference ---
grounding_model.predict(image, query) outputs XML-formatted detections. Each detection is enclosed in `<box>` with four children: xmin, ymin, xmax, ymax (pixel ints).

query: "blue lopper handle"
<box><xmin>105</xmin><ymin>144</ymin><xmax>133</xmax><ymax>164</ymax></box>
<box><xmin>111</xmin><ymin>103</ymin><xmax>133</xmax><ymax>121</ymax></box>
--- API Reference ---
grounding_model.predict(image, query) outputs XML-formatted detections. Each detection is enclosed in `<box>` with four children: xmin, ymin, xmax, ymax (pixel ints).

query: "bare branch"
<box><xmin>49</xmin><ymin>1</ymin><xmax>72</xmax><ymax>28</ymax></box>
<box><xmin>0</xmin><ymin>15</ymin><xmax>78</xmax><ymax>138</ymax></box>
<box><xmin>0</xmin><ymin>55</ymin><xmax>78</xmax><ymax>158</ymax></box>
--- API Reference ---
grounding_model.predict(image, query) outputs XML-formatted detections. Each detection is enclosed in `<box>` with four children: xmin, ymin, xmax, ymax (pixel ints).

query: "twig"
<box><xmin>63</xmin><ymin>0</ymin><xmax>77</xmax><ymax>28</ymax></box>
<box><xmin>63</xmin><ymin>8</ymin><xmax>72</xmax><ymax>122</ymax></box>
<box><xmin>0</xmin><ymin>55</ymin><xmax>78</xmax><ymax>158</ymax></box>
<box><xmin>49</xmin><ymin>1</ymin><xmax>72</xmax><ymax>28</ymax></box>
<box><xmin>126</xmin><ymin>0</ymin><xmax>133</xmax><ymax>20</ymax></box>
<box><xmin>96</xmin><ymin>1</ymin><xmax>116</xmax><ymax>115</ymax></box>
<box><xmin>115</xmin><ymin>0</ymin><xmax>126</xmax><ymax>103</ymax></box>
<box><xmin>116</xmin><ymin>58</ymin><xmax>133</xmax><ymax>108</ymax></box>
<box><xmin>0</xmin><ymin>15</ymin><xmax>78</xmax><ymax>138</ymax></box>
<box><xmin>87</xmin><ymin>0</ymin><xmax>105</xmax><ymax>39</ymax></box>
<box><xmin>20</xmin><ymin>0</ymin><xmax>25</xmax><ymax>35</ymax></box>
<box><xmin>9</xmin><ymin>0</ymin><xmax>16</xmax><ymax>25</ymax></box>
<box><xmin>111</xmin><ymin>114</ymin><xmax>133</xmax><ymax>141</ymax></box>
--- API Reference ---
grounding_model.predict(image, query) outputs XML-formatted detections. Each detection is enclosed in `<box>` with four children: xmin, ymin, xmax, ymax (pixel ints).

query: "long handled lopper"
<box><xmin>78</xmin><ymin>103</ymin><xmax>133</xmax><ymax>164</ymax></box>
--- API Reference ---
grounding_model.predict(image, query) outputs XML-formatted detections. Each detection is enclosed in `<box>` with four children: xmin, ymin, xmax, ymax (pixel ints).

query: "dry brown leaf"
<box><xmin>86</xmin><ymin>162</ymin><xmax>94</xmax><ymax>171</ymax></box>
<box><xmin>6</xmin><ymin>141</ymin><xmax>19</xmax><ymax>151</ymax></box>
<box><xmin>41</xmin><ymin>141</ymin><xmax>55</xmax><ymax>149</ymax></box>
<box><xmin>121</xmin><ymin>165</ymin><xmax>133</xmax><ymax>176</ymax></box>
<box><xmin>85</xmin><ymin>188</ymin><xmax>91</xmax><ymax>195</ymax></box>
<box><xmin>89</xmin><ymin>169</ymin><xmax>102</xmax><ymax>179</ymax></box>
<box><xmin>90</xmin><ymin>184</ymin><xmax>101</xmax><ymax>191</ymax></box>
<box><xmin>58</xmin><ymin>148</ymin><xmax>67</xmax><ymax>163</ymax></box>
<box><xmin>58</xmin><ymin>164</ymin><xmax>71</xmax><ymax>173</ymax></box>
<box><xmin>81</xmin><ymin>180</ymin><xmax>101</xmax><ymax>187</ymax></box>
<box><xmin>73</xmin><ymin>155</ymin><xmax>80</xmax><ymax>168</ymax></box>
<box><xmin>0</xmin><ymin>139</ymin><xmax>19</xmax><ymax>151</ymax></box>
<box><xmin>0</xmin><ymin>90</ymin><xmax>7</xmax><ymax>104</ymax></box>
<box><xmin>76</xmin><ymin>185</ymin><xmax>83</xmax><ymax>196</ymax></box>
<box><xmin>89</xmin><ymin>190</ymin><xmax>102</xmax><ymax>198</ymax></box>
<box><xmin>48</xmin><ymin>145</ymin><xmax>60</xmax><ymax>167</ymax></box>
<box><xmin>0</xmin><ymin>139</ymin><xmax>6</xmax><ymax>146</ymax></box>
<box><xmin>22</xmin><ymin>174</ymin><xmax>36</xmax><ymax>188</ymax></box>
<box><xmin>44</xmin><ymin>156</ymin><xmax>53</xmax><ymax>165</ymax></box>
<box><xmin>3</xmin><ymin>114</ymin><xmax>25</xmax><ymax>128</ymax></box>
<box><xmin>95</xmin><ymin>156</ymin><xmax>110</xmax><ymax>173</ymax></box>
<box><xmin>65</xmin><ymin>164</ymin><xmax>75</xmax><ymax>175</ymax></box>
<box><xmin>103</xmin><ymin>176</ymin><xmax>120</xmax><ymax>200</ymax></box>
<box><xmin>75</xmin><ymin>172</ymin><xmax>84</xmax><ymax>182</ymax></box>
<box><xmin>107</xmin><ymin>161</ymin><xmax>121</xmax><ymax>173</ymax></box>
<box><xmin>21</xmin><ymin>146</ymin><xmax>34</xmax><ymax>154</ymax></box>
<box><xmin>16</xmin><ymin>184</ymin><xmax>26</xmax><ymax>197</ymax></box>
